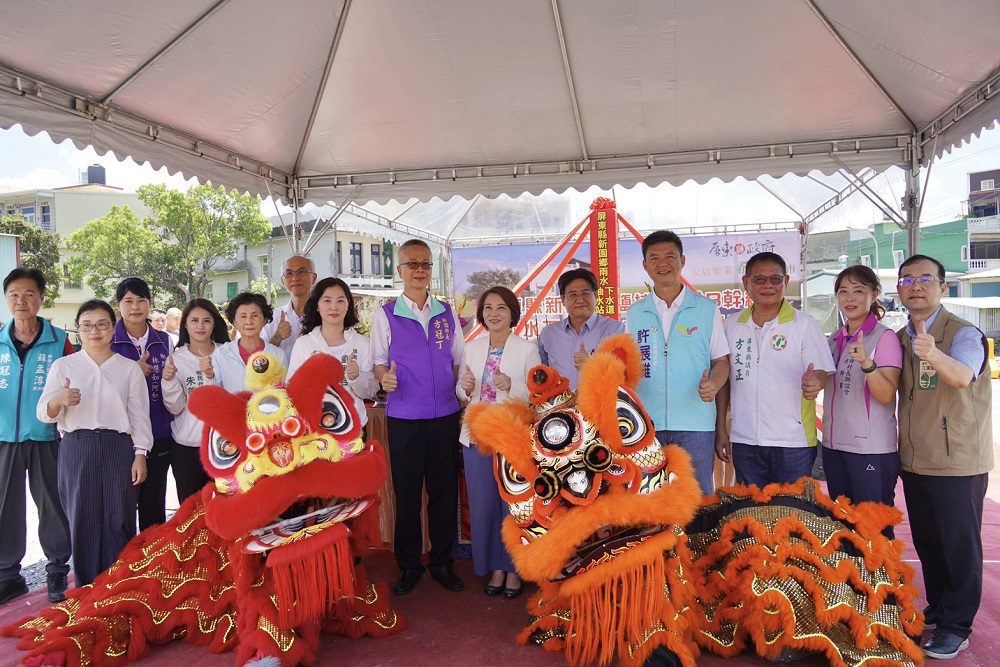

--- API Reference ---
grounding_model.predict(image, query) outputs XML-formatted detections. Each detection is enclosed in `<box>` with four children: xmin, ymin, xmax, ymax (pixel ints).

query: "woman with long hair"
<box><xmin>289</xmin><ymin>278</ymin><xmax>377</xmax><ymax>427</ymax></box>
<box><xmin>822</xmin><ymin>265</ymin><xmax>902</xmax><ymax>514</ymax></box>
<box><xmin>457</xmin><ymin>286</ymin><xmax>540</xmax><ymax>599</ymax></box>
<box><xmin>161</xmin><ymin>298</ymin><xmax>230</xmax><ymax>502</ymax></box>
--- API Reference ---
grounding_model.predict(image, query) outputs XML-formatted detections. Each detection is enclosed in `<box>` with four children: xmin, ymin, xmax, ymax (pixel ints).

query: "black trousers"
<box><xmin>901</xmin><ymin>469</ymin><xmax>988</xmax><ymax>639</ymax></box>
<box><xmin>387</xmin><ymin>413</ymin><xmax>460</xmax><ymax>571</ymax></box>
<box><xmin>0</xmin><ymin>440</ymin><xmax>71</xmax><ymax>582</ymax></box>
<box><xmin>138</xmin><ymin>435</ymin><xmax>177</xmax><ymax>530</ymax></box>
<box><xmin>171</xmin><ymin>444</ymin><xmax>210</xmax><ymax>504</ymax></box>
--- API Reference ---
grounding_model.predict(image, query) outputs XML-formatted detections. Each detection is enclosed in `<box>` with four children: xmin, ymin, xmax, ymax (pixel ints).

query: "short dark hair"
<box><xmin>399</xmin><ymin>239</ymin><xmax>431</xmax><ymax>256</ymax></box>
<box><xmin>558</xmin><ymin>268</ymin><xmax>598</xmax><ymax>295</ymax></box>
<box><xmin>115</xmin><ymin>277</ymin><xmax>152</xmax><ymax>303</ymax></box>
<box><xmin>642</xmin><ymin>230</ymin><xmax>683</xmax><ymax>258</ymax></box>
<box><xmin>476</xmin><ymin>286</ymin><xmax>521</xmax><ymax>328</ymax></box>
<box><xmin>151</xmin><ymin>308</ymin><xmax>166</xmax><ymax>316</ymax></box>
<box><xmin>4</xmin><ymin>267</ymin><xmax>46</xmax><ymax>293</ymax></box>
<box><xmin>301</xmin><ymin>277</ymin><xmax>360</xmax><ymax>335</ymax></box>
<box><xmin>744</xmin><ymin>252</ymin><xmax>787</xmax><ymax>276</ymax></box>
<box><xmin>178</xmin><ymin>298</ymin><xmax>230</xmax><ymax>346</ymax></box>
<box><xmin>76</xmin><ymin>299</ymin><xmax>116</xmax><ymax>325</ymax></box>
<box><xmin>898</xmin><ymin>253</ymin><xmax>946</xmax><ymax>282</ymax></box>
<box><xmin>835</xmin><ymin>265</ymin><xmax>885</xmax><ymax>320</ymax></box>
<box><xmin>225</xmin><ymin>292</ymin><xmax>273</xmax><ymax>324</ymax></box>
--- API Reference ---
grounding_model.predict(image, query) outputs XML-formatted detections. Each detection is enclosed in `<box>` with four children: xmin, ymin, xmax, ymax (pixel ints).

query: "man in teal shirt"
<box><xmin>0</xmin><ymin>268</ymin><xmax>72</xmax><ymax>604</ymax></box>
<box><xmin>626</xmin><ymin>231</ymin><xmax>730</xmax><ymax>494</ymax></box>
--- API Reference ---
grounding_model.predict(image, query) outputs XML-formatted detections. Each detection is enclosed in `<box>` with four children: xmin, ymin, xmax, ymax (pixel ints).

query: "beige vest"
<box><xmin>898</xmin><ymin>307</ymin><xmax>993</xmax><ymax>476</ymax></box>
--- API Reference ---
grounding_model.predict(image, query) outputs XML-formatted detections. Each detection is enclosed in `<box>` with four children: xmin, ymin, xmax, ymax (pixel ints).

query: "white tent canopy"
<box><xmin>2</xmin><ymin>0</ymin><xmax>999</xmax><ymax>209</ymax></box>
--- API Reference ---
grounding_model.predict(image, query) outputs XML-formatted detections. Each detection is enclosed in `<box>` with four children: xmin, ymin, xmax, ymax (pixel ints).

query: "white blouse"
<box><xmin>37</xmin><ymin>351</ymin><xmax>153</xmax><ymax>454</ymax></box>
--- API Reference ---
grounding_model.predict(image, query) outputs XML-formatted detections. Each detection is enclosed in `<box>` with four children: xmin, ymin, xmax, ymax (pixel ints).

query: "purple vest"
<box><xmin>111</xmin><ymin>321</ymin><xmax>173</xmax><ymax>439</ymax></box>
<box><xmin>384</xmin><ymin>299</ymin><xmax>460</xmax><ymax>420</ymax></box>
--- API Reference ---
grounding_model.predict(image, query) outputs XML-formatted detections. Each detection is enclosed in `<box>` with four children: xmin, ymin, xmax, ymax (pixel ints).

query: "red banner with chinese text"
<box><xmin>588</xmin><ymin>197</ymin><xmax>620</xmax><ymax>320</ymax></box>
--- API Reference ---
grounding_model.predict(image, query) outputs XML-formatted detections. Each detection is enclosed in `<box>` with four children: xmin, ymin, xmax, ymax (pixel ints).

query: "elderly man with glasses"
<box><xmin>716</xmin><ymin>251</ymin><xmax>834</xmax><ymax>488</ymax></box>
<box><xmin>0</xmin><ymin>268</ymin><xmax>73</xmax><ymax>605</ymax></box>
<box><xmin>371</xmin><ymin>239</ymin><xmax>466</xmax><ymax>597</ymax></box>
<box><xmin>895</xmin><ymin>254</ymin><xmax>992</xmax><ymax>661</ymax></box>
<box><xmin>262</xmin><ymin>254</ymin><xmax>317</xmax><ymax>357</ymax></box>
<box><xmin>537</xmin><ymin>268</ymin><xmax>624</xmax><ymax>390</ymax></box>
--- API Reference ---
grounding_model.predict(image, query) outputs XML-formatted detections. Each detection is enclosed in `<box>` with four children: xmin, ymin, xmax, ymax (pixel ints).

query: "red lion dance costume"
<box><xmin>467</xmin><ymin>334</ymin><xmax>924</xmax><ymax>667</ymax></box>
<box><xmin>2</xmin><ymin>352</ymin><xmax>403</xmax><ymax>666</ymax></box>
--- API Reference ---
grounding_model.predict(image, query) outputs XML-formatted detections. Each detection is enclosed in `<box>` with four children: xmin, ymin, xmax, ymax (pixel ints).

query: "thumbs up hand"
<box><xmin>801</xmin><ymin>362</ymin><xmax>822</xmax><ymax>400</ymax></box>
<box><xmin>198</xmin><ymin>352</ymin><xmax>215</xmax><ymax>379</ymax></box>
<box><xmin>276</xmin><ymin>310</ymin><xmax>292</xmax><ymax>341</ymax></box>
<box><xmin>913</xmin><ymin>319</ymin><xmax>937</xmax><ymax>361</ymax></box>
<box><xmin>573</xmin><ymin>343</ymin><xmax>589</xmax><ymax>370</ymax></box>
<box><xmin>345</xmin><ymin>350</ymin><xmax>360</xmax><ymax>381</ymax></box>
<box><xmin>382</xmin><ymin>361</ymin><xmax>399</xmax><ymax>393</ymax></box>
<box><xmin>138</xmin><ymin>350</ymin><xmax>152</xmax><ymax>377</ymax></box>
<box><xmin>59</xmin><ymin>378</ymin><xmax>82</xmax><ymax>408</ymax></box>
<box><xmin>460</xmin><ymin>364</ymin><xmax>476</xmax><ymax>395</ymax></box>
<box><xmin>162</xmin><ymin>355</ymin><xmax>177</xmax><ymax>381</ymax></box>
<box><xmin>698</xmin><ymin>369</ymin><xmax>718</xmax><ymax>402</ymax></box>
<box><xmin>494</xmin><ymin>371</ymin><xmax>512</xmax><ymax>393</ymax></box>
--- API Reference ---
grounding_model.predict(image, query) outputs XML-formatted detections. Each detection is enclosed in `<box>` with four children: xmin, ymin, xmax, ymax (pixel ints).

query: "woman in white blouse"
<box><xmin>38</xmin><ymin>299</ymin><xmax>152</xmax><ymax>587</ymax></box>
<box><xmin>161</xmin><ymin>298</ymin><xmax>230</xmax><ymax>503</ymax></box>
<box><xmin>457</xmin><ymin>286</ymin><xmax>540</xmax><ymax>599</ymax></box>
<box><xmin>289</xmin><ymin>278</ymin><xmax>377</xmax><ymax>428</ymax></box>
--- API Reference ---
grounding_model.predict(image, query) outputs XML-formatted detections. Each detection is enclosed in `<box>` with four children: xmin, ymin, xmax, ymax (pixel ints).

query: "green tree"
<box><xmin>464</xmin><ymin>268</ymin><xmax>522</xmax><ymax>302</ymax></box>
<box><xmin>65</xmin><ymin>206</ymin><xmax>176</xmax><ymax>303</ymax></box>
<box><xmin>0</xmin><ymin>214</ymin><xmax>63</xmax><ymax>308</ymax></box>
<box><xmin>137</xmin><ymin>183</ymin><xmax>269</xmax><ymax>300</ymax></box>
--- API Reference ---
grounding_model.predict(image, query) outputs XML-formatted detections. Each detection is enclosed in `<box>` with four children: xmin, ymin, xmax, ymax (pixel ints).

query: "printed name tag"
<box><xmin>917</xmin><ymin>360</ymin><xmax>938</xmax><ymax>390</ymax></box>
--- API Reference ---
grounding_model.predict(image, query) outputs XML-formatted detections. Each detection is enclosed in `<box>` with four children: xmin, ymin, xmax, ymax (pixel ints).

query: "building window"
<box><xmin>258</xmin><ymin>255</ymin><xmax>269</xmax><ymax>280</ymax></box>
<box><xmin>41</xmin><ymin>204</ymin><xmax>51</xmax><ymax>230</ymax></box>
<box><xmin>350</xmin><ymin>242</ymin><xmax>362</xmax><ymax>274</ymax></box>
<box><xmin>227</xmin><ymin>281</ymin><xmax>239</xmax><ymax>300</ymax></box>
<box><xmin>981</xmin><ymin>179</ymin><xmax>995</xmax><ymax>191</ymax></box>
<box><xmin>370</xmin><ymin>243</ymin><xmax>381</xmax><ymax>275</ymax></box>
<box><xmin>335</xmin><ymin>241</ymin><xmax>342</xmax><ymax>274</ymax></box>
<box><xmin>860</xmin><ymin>255</ymin><xmax>872</xmax><ymax>267</ymax></box>
<box><xmin>205</xmin><ymin>283</ymin><xmax>215</xmax><ymax>301</ymax></box>
<box><xmin>63</xmin><ymin>264</ymin><xmax>80</xmax><ymax>289</ymax></box>
<box><xmin>970</xmin><ymin>241</ymin><xmax>1000</xmax><ymax>260</ymax></box>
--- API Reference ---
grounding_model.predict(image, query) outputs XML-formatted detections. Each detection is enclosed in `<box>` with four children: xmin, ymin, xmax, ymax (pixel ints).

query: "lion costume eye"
<box><xmin>616</xmin><ymin>390</ymin><xmax>648</xmax><ymax>447</ymax></box>
<box><xmin>208</xmin><ymin>428</ymin><xmax>240</xmax><ymax>469</ymax></box>
<box><xmin>497</xmin><ymin>454</ymin><xmax>531</xmax><ymax>496</ymax></box>
<box><xmin>320</xmin><ymin>387</ymin><xmax>353</xmax><ymax>436</ymax></box>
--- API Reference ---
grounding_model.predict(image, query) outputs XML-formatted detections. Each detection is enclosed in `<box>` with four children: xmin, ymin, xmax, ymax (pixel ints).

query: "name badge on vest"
<box><xmin>917</xmin><ymin>359</ymin><xmax>938</xmax><ymax>390</ymax></box>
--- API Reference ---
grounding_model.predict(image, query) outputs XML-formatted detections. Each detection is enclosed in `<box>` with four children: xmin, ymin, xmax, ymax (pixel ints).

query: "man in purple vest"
<box><xmin>371</xmin><ymin>239</ymin><xmax>465</xmax><ymax>596</ymax></box>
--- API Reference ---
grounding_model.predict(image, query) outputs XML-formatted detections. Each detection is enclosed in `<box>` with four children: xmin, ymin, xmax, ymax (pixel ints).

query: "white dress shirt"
<box><xmin>650</xmin><ymin>286</ymin><xmax>730</xmax><ymax>359</ymax></box>
<box><xmin>38</xmin><ymin>351</ymin><xmax>153</xmax><ymax>454</ymax></box>
<box><xmin>260</xmin><ymin>300</ymin><xmax>305</xmax><ymax>359</ymax></box>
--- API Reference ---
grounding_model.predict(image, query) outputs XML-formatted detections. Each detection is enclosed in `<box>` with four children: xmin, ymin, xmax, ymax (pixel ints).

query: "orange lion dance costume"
<box><xmin>2</xmin><ymin>352</ymin><xmax>403</xmax><ymax>666</ymax></box>
<box><xmin>467</xmin><ymin>334</ymin><xmax>923</xmax><ymax>667</ymax></box>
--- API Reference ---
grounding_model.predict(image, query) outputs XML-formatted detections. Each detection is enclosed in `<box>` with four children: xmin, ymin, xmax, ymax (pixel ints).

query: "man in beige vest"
<box><xmin>897</xmin><ymin>254</ymin><xmax>993</xmax><ymax>661</ymax></box>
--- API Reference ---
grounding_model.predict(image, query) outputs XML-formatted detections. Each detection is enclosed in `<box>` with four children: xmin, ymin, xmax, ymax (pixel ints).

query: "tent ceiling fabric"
<box><xmin>1</xmin><ymin>0</ymin><xmax>998</xmax><ymax>205</ymax></box>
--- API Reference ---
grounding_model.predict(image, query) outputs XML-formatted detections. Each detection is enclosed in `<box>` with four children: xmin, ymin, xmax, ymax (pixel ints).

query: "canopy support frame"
<box><xmin>550</xmin><ymin>0</ymin><xmax>589</xmax><ymax>162</ymax></box>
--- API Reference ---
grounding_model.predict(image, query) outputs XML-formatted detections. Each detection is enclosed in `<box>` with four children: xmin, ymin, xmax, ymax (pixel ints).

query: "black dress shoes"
<box><xmin>503</xmin><ymin>584</ymin><xmax>523</xmax><ymax>599</ymax></box>
<box><xmin>46</xmin><ymin>573</ymin><xmax>68</xmax><ymax>603</ymax></box>
<box><xmin>392</xmin><ymin>568</ymin><xmax>423</xmax><ymax>596</ymax></box>
<box><xmin>428</xmin><ymin>564</ymin><xmax>464</xmax><ymax>592</ymax></box>
<box><xmin>0</xmin><ymin>577</ymin><xmax>28</xmax><ymax>605</ymax></box>
<box><xmin>484</xmin><ymin>583</ymin><xmax>504</xmax><ymax>596</ymax></box>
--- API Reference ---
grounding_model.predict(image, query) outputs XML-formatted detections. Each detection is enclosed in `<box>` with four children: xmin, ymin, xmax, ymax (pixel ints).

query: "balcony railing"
<box><xmin>967</xmin><ymin>215</ymin><xmax>1000</xmax><ymax>234</ymax></box>
<box><xmin>966</xmin><ymin>258</ymin><xmax>1000</xmax><ymax>271</ymax></box>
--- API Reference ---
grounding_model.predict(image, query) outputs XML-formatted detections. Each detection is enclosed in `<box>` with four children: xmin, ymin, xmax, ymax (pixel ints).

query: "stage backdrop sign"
<box><xmin>453</xmin><ymin>230</ymin><xmax>801</xmax><ymax>340</ymax></box>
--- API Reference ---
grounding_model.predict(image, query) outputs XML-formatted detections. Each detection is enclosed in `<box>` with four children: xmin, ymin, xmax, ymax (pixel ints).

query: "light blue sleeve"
<box><xmin>950</xmin><ymin>326</ymin><xmax>987</xmax><ymax>381</ymax></box>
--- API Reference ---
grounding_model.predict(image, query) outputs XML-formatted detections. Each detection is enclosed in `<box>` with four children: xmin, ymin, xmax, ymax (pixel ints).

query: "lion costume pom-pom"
<box><xmin>1</xmin><ymin>352</ymin><xmax>403</xmax><ymax>666</ymax></box>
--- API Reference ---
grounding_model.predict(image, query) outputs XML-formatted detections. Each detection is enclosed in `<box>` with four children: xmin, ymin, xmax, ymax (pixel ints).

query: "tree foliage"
<box><xmin>464</xmin><ymin>268</ymin><xmax>522</xmax><ymax>302</ymax></box>
<box><xmin>67</xmin><ymin>184</ymin><xmax>269</xmax><ymax>307</ymax></box>
<box><xmin>0</xmin><ymin>214</ymin><xmax>63</xmax><ymax>308</ymax></box>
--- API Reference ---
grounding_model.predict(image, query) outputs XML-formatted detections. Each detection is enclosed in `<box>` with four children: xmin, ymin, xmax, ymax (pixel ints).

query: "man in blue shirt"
<box><xmin>0</xmin><ymin>268</ymin><xmax>72</xmax><ymax>604</ymax></box>
<box><xmin>537</xmin><ymin>268</ymin><xmax>624</xmax><ymax>390</ymax></box>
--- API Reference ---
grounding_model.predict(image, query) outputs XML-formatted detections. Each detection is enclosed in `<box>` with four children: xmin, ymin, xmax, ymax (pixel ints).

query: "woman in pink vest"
<box><xmin>822</xmin><ymin>265</ymin><xmax>903</xmax><ymax>517</ymax></box>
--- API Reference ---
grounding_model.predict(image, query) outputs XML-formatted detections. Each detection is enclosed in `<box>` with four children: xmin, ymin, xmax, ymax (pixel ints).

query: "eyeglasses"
<box><xmin>400</xmin><ymin>261</ymin><xmax>433</xmax><ymax>271</ymax></box>
<box><xmin>897</xmin><ymin>275</ymin><xmax>941</xmax><ymax>289</ymax></box>
<box><xmin>78</xmin><ymin>322</ymin><xmax>113</xmax><ymax>332</ymax></box>
<box><xmin>563</xmin><ymin>289</ymin><xmax>595</xmax><ymax>301</ymax></box>
<box><xmin>749</xmin><ymin>275</ymin><xmax>785</xmax><ymax>285</ymax></box>
<box><xmin>282</xmin><ymin>268</ymin><xmax>315</xmax><ymax>279</ymax></box>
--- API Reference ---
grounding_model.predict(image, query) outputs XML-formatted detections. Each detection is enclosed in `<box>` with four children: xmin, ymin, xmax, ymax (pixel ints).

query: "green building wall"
<box><xmin>845</xmin><ymin>218</ymin><xmax>967</xmax><ymax>274</ymax></box>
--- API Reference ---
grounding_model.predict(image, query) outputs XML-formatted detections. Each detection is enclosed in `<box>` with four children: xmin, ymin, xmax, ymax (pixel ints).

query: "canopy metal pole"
<box><xmin>905</xmin><ymin>134</ymin><xmax>922</xmax><ymax>255</ymax></box>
